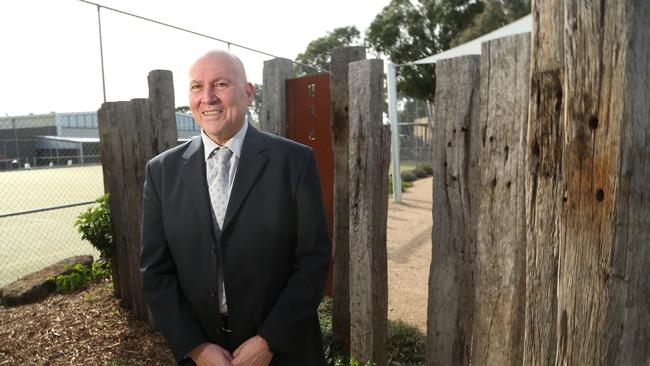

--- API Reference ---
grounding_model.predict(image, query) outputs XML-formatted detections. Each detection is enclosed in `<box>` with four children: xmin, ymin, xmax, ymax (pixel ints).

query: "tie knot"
<box><xmin>213</xmin><ymin>147</ymin><xmax>233</xmax><ymax>164</ymax></box>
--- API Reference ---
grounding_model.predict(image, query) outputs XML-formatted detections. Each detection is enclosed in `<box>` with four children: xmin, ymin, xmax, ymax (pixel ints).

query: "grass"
<box><xmin>0</xmin><ymin>165</ymin><xmax>104</xmax><ymax>287</ymax></box>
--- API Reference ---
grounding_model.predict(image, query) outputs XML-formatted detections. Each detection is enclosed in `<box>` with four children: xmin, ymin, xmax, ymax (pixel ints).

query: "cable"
<box><xmin>76</xmin><ymin>0</ymin><xmax>324</xmax><ymax>72</ymax></box>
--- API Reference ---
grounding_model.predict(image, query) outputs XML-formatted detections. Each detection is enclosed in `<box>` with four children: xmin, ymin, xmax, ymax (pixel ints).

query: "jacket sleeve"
<box><xmin>140</xmin><ymin>160</ymin><xmax>208</xmax><ymax>362</ymax></box>
<box><xmin>257</xmin><ymin>150</ymin><xmax>331</xmax><ymax>355</ymax></box>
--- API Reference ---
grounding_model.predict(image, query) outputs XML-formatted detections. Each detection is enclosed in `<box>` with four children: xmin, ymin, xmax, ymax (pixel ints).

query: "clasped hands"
<box><xmin>189</xmin><ymin>335</ymin><xmax>273</xmax><ymax>366</ymax></box>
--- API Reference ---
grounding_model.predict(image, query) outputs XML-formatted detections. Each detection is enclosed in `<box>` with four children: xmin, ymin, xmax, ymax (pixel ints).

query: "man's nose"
<box><xmin>202</xmin><ymin>88</ymin><xmax>220</xmax><ymax>104</ymax></box>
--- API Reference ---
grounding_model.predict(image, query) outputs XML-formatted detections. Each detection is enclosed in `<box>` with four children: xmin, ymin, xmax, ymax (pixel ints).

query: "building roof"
<box><xmin>413</xmin><ymin>15</ymin><xmax>531</xmax><ymax>64</ymax></box>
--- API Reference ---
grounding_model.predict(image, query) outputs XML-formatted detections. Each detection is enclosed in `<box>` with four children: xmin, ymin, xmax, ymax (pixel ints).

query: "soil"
<box><xmin>387</xmin><ymin>177</ymin><xmax>432</xmax><ymax>332</ymax></box>
<box><xmin>0</xmin><ymin>177</ymin><xmax>433</xmax><ymax>365</ymax></box>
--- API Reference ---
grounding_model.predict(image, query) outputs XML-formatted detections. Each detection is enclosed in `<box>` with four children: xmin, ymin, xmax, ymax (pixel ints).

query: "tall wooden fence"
<box><xmin>427</xmin><ymin>1</ymin><xmax>650</xmax><ymax>365</ymax></box>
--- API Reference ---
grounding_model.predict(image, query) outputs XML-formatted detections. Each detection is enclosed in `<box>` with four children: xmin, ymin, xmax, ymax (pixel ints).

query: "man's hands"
<box><xmin>232</xmin><ymin>335</ymin><xmax>273</xmax><ymax>366</ymax></box>
<box><xmin>189</xmin><ymin>342</ymin><xmax>233</xmax><ymax>366</ymax></box>
<box><xmin>187</xmin><ymin>336</ymin><xmax>273</xmax><ymax>366</ymax></box>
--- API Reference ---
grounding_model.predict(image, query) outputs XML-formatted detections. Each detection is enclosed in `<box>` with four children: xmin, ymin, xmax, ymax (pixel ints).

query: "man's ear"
<box><xmin>245</xmin><ymin>82</ymin><xmax>255</xmax><ymax>105</ymax></box>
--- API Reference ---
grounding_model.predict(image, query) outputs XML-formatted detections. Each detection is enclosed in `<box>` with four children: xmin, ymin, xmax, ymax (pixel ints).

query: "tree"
<box><xmin>175</xmin><ymin>105</ymin><xmax>190</xmax><ymax>113</ymax></box>
<box><xmin>453</xmin><ymin>0</ymin><xmax>530</xmax><ymax>46</ymax></box>
<box><xmin>250</xmin><ymin>83</ymin><xmax>262</xmax><ymax>124</ymax></box>
<box><xmin>296</xmin><ymin>26</ymin><xmax>361</xmax><ymax>71</ymax></box>
<box><xmin>365</xmin><ymin>0</ymin><xmax>484</xmax><ymax>101</ymax></box>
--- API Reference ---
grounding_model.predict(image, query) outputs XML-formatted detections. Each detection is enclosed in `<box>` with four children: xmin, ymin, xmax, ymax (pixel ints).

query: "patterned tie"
<box><xmin>208</xmin><ymin>146</ymin><xmax>233</xmax><ymax>229</ymax></box>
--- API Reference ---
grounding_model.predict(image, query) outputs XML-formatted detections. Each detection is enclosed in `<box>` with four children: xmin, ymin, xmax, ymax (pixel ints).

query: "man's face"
<box><xmin>189</xmin><ymin>53</ymin><xmax>254</xmax><ymax>144</ymax></box>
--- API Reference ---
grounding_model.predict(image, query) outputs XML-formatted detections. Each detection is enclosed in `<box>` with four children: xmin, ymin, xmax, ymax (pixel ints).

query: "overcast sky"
<box><xmin>0</xmin><ymin>0</ymin><xmax>390</xmax><ymax>116</ymax></box>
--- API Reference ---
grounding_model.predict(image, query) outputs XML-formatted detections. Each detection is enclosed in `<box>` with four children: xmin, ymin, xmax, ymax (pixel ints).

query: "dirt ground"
<box><xmin>387</xmin><ymin>177</ymin><xmax>432</xmax><ymax>332</ymax></box>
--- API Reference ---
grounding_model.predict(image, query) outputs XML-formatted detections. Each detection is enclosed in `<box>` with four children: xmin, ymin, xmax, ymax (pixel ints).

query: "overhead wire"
<box><xmin>76</xmin><ymin>0</ymin><xmax>324</xmax><ymax>72</ymax></box>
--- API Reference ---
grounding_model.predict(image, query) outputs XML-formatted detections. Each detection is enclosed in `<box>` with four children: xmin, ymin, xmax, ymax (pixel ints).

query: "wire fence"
<box><xmin>395</xmin><ymin>97</ymin><xmax>434</xmax><ymax>172</ymax></box>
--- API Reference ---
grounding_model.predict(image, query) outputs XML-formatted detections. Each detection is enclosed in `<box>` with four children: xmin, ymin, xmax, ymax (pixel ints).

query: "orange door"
<box><xmin>285</xmin><ymin>73</ymin><xmax>334</xmax><ymax>295</ymax></box>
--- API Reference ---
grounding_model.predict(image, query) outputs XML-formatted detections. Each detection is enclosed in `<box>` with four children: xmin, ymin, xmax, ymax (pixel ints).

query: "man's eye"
<box><xmin>190</xmin><ymin>84</ymin><xmax>201</xmax><ymax>90</ymax></box>
<box><xmin>215</xmin><ymin>82</ymin><xmax>228</xmax><ymax>88</ymax></box>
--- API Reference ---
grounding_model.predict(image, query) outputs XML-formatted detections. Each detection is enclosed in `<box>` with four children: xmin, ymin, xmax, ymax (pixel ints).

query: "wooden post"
<box><xmin>98</xmin><ymin>70</ymin><xmax>178</xmax><ymax>321</ymax></box>
<box><xmin>523</xmin><ymin>1</ymin><xmax>564</xmax><ymax>364</ymax></box>
<box><xmin>427</xmin><ymin>55</ymin><xmax>481</xmax><ymax>366</ymax></box>
<box><xmin>99</xmin><ymin>101</ymin><xmax>130</xmax><ymax>307</ymax></box>
<box><xmin>329</xmin><ymin>46</ymin><xmax>366</xmax><ymax>354</ymax></box>
<box><xmin>556</xmin><ymin>1</ymin><xmax>650</xmax><ymax>364</ymax></box>
<box><xmin>261</xmin><ymin>58</ymin><xmax>293</xmax><ymax>136</ymax></box>
<box><xmin>147</xmin><ymin>70</ymin><xmax>178</xmax><ymax>154</ymax></box>
<box><xmin>472</xmin><ymin>33</ymin><xmax>530</xmax><ymax>366</ymax></box>
<box><xmin>348</xmin><ymin>59</ymin><xmax>389</xmax><ymax>366</ymax></box>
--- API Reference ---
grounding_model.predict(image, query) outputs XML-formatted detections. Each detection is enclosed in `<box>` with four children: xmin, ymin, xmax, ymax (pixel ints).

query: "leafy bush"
<box><xmin>412</xmin><ymin>167</ymin><xmax>428</xmax><ymax>178</ymax></box>
<box><xmin>75</xmin><ymin>194</ymin><xmax>113</xmax><ymax>261</ymax></box>
<box><xmin>401</xmin><ymin>171</ymin><xmax>417</xmax><ymax>182</ymax></box>
<box><xmin>319</xmin><ymin>296</ymin><xmax>425</xmax><ymax>366</ymax></box>
<box><xmin>388</xmin><ymin>178</ymin><xmax>413</xmax><ymax>195</ymax></box>
<box><xmin>52</xmin><ymin>262</ymin><xmax>112</xmax><ymax>292</ymax></box>
<box><xmin>419</xmin><ymin>164</ymin><xmax>433</xmax><ymax>175</ymax></box>
<box><xmin>388</xmin><ymin>320</ymin><xmax>426</xmax><ymax>365</ymax></box>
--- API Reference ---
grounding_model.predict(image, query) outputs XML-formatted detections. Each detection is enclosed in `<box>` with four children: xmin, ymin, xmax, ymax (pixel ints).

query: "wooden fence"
<box><xmin>98</xmin><ymin>70</ymin><xmax>177</xmax><ymax>323</ymax></box>
<box><xmin>427</xmin><ymin>1</ymin><xmax>649</xmax><ymax>365</ymax></box>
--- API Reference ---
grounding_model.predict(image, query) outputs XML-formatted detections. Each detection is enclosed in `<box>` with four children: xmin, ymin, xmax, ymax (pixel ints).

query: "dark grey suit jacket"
<box><xmin>140</xmin><ymin>125</ymin><xmax>330</xmax><ymax>365</ymax></box>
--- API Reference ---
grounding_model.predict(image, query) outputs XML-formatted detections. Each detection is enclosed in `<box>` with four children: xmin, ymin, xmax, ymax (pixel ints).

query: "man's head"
<box><xmin>189</xmin><ymin>50</ymin><xmax>254</xmax><ymax>145</ymax></box>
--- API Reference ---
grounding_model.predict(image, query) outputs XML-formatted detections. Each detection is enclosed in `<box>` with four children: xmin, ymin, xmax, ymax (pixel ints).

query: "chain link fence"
<box><xmin>396</xmin><ymin>98</ymin><xmax>433</xmax><ymax>172</ymax></box>
<box><xmin>0</xmin><ymin>112</ymin><xmax>204</xmax><ymax>287</ymax></box>
<box><xmin>0</xmin><ymin>114</ymin><xmax>104</xmax><ymax>287</ymax></box>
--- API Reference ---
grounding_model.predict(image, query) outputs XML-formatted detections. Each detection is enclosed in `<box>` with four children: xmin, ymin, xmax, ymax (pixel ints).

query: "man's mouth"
<box><xmin>202</xmin><ymin>110</ymin><xmax>222</xmax><ymax>116</ymax></box>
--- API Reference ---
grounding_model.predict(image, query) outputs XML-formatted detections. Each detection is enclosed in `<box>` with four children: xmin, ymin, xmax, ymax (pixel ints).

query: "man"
<box><xmin>140</xmin><ymin>50</ymin><xmax>330</xmax><ymax>366</ymax></box>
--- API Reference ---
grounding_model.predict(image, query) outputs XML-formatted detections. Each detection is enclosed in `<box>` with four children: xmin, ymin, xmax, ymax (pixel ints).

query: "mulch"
<box><xmin>0</xmin><ymin>279</ymin><xmax>172</xmax><ymax>365</ymax></box>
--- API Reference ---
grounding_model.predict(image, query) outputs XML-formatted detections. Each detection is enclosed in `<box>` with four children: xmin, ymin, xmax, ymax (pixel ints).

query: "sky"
<box><xmin>0</xmin><ymin>0</ymin><xmax>391</xmax><ymax>116</ymax></box>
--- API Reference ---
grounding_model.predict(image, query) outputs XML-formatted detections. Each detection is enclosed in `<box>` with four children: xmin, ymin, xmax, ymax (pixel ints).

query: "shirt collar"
<box><xmin>201</xmin><ymin>121</ymin><xmax>248</xmax><ymax>162</ymax></box>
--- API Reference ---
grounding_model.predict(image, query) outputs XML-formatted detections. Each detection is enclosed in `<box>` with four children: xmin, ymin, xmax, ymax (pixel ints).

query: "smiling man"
<box><xmin>140</xmin><ymin>50</ymin><xmax>330</xmax><ymax>366</ymax></box>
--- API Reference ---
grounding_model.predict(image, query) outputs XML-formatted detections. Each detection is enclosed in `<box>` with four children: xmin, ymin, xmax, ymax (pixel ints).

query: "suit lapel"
<box><xmin>181</xmin><ymin>137</ymin><xmax>213</xmax><ymax>233</ymax></box>
<box><xmin>222</xmin><ymin>126</ymin><xmax>268</xmax><ymax>233</ymax></box>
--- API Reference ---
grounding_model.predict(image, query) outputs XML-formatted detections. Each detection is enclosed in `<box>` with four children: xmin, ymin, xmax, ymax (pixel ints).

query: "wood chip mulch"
<box><xmin>0</xmin><ymin>279</ymin><xmax>173</xmax><ymax>365</ymax></box>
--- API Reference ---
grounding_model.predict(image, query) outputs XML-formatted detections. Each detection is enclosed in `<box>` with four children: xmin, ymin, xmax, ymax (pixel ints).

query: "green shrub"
<box><xmin>333</xmin><ymin>356</ymin><xmax>376</xmax><ymax>366</ymax></box>
<box><xmin>75</xmin><ymin>194</ymin><xmax>113</xmax><ymax>261</ymax></box>
<box><xmin>388</xmin><ymin>178</ymin><xmax>413</xmax><ymax>195</ymax></box>
<box><xmin>388</xmin><ymin>320</ymin><xmax>426</xmax><ymax>365</ymax></box>
<box><xmin>52</xmin><ymin>262</ymin><xmax>112</xmax><ymax>292</ymax></box>
<box><xmin>412</xmin><ymin>167</ymin><xmax>428</xmax><ymax>178</ymax></box>
<box><xmin>401</xmin><ymin>171</ymin><xmax>417</xmax><ymax>182</ymax></box>
<box><xmin>319</xmin><ymin>296</ymin><xmax>425</xmax><ymax>366</ymax></box>
<box><xmin>419</xmin><ymin>164</ymin><xmax>433</xmax><ymax>175</ymax></box>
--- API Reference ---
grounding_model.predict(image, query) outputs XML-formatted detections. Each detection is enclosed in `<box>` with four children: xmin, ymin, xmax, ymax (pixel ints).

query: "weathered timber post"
<box><xmin>523</xmin><ymin>1</ymin><xmax>564</xmax><ymax>364</ymax></box>
<box><xmin>427</xmin><ymin>55</ymin><xmax>481</xmax><ymax>366</ymax></box>
<box><xmin>261</xmin><ymin>58</ymin><xmax>293</xmax><ymax>136</ymax></box>
<box><xmin>348</xmin><ymin>59</ymin><xmax>389</xmax><ymax>366</ymax></box>
<box><xmin>98</xmin><ymin>70</ymin><xmax>177</xmax><ymax>321</ymax></box>
<box><xmin>472</xmin><ymin>33</ymin><xmax>530</xmax><ymax>366</ymax></box>
<box><xmin>556</xmin><ymin>2</ymin><xmax>650</xmax><ymax>364</ymax></box>
<box><xmin>330</xmin><ymin>46</ymin><xmax>366</xmax><ymax>354</ymax></box>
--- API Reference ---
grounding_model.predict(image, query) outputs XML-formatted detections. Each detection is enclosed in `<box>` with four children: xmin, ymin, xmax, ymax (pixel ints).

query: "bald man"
<box><xmin>140</xmin><ymin>50</ymin><xmax>330</xmax><ymax>366</ymax></box>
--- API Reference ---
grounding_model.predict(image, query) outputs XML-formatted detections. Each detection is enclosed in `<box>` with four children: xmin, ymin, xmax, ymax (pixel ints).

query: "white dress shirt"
<box><xmin>200</xmin><ymin>121</ymin><xmax>248</xmax><ymax>314</ymax></box>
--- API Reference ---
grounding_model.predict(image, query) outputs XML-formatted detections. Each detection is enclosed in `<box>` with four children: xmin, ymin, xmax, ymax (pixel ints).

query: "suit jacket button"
<box><xmin>210</xmin><ymin>292</ymin><xmax>217</xmax><ymax>298</ymax></box>
<box><xmin>212</xmin><ymin>246</ymin><xmax>217</xmax><ymax>254</ymax></box>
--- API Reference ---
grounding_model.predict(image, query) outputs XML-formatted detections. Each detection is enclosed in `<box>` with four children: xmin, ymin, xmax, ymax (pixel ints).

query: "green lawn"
<box><xmin>0</xmin><ymin>165</ymin><xmax>104</xmax><ymax>287</ymax></box>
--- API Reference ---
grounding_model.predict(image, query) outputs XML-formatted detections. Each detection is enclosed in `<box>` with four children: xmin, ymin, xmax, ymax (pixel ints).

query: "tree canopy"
<box><xmin>366</xmin><ymin>0</ymin><xmax>484</xmax><ymax>101</ymax></box>
<box><xmin>295</xmin><ymin>0</ymin><xmax>530</xmax><ymax>101</ymax></box>
<box><xmin>296</xmin><ymin>26</ymin><xmax>361</xmax><ymax>71</ymax></box>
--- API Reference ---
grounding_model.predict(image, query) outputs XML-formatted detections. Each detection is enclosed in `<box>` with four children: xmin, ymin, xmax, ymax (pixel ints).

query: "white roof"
<box><xmin>36</xmin><ymin>135</ymin><xmax>99</xmax><ymax>143</ymax></box>
<box><xmin>413</xmin><ymin>15</ymin><xmax>531</xmax><ymax>64</ymax></box>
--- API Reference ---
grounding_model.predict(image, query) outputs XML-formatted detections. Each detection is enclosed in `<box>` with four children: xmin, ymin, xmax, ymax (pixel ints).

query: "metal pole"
<box><xmin>387</xmin><ymin>63</ymin><xmax>401</xmax><ymax>202</ymax></box>
<box><xmin>97</xmin><ymin>5</ymin><xmax>107</xmax><ymax>103</ymax></box>
<box><xmin>12</xmin><ymin>118</ymin><xmax>20</xmax><ymax>162</ymax></box>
